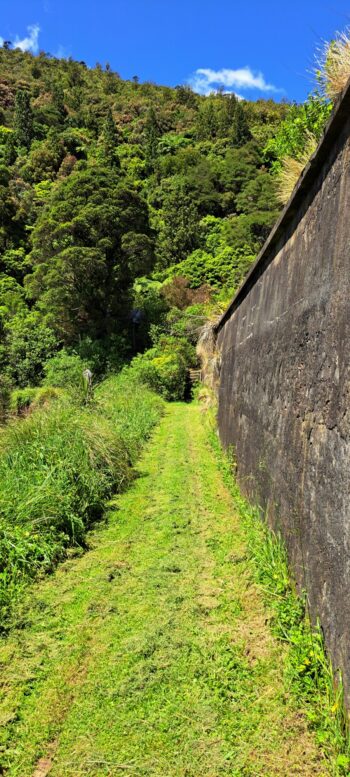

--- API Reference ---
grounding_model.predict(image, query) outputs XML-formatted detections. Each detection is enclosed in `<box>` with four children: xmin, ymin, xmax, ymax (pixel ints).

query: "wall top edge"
<box><xmin>214</xmin><ymin>76</ymin><xmax>350</xmax><ymax>333</ymax></box>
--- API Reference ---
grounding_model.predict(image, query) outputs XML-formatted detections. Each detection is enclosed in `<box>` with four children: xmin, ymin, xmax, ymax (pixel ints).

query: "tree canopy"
<box><xmin>0</xmin><ymin>44</ymin><xmax>319</xmax><ymax>387</ymax></box>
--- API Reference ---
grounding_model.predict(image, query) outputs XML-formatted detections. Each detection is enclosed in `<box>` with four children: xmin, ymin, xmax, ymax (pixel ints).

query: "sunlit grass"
<box><xmin>0</xmin><ymin>404</ymin><xmax>330</xmax><ymax>776</ymax></box>
<box><xmin>0</xmin><ymin>372</ymin><xmax>164</xmax><ymax>627</ymax></box>
<box><xmin>316</xmin><ymin>28</ymin><xmax>350</xmax><ymax>101</ymax></box>
<box><xmin>277</xmin><ymin>132</ymin><xmax>318</xmax><ymax>205</ymax></box>
<box><xmin>207</xmin><ymin>410</ymin><xmax>350</xmax><ymax>774</ymax></box>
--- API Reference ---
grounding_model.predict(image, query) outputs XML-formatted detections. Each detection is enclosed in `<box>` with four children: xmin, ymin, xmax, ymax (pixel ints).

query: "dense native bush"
<box><xmin>0</xmin><ymin>370</ymin><xmax>164</xmax><ymax>626</ymax></box>
<box><xmin>0</xmin><ymin>45</ymin><xmax>288</xmax><ymax>385</ymax></box>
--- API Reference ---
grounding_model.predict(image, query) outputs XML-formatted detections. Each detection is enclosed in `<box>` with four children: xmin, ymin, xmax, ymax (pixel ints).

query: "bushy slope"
<box><xmin>0</xmin><ymin>46</ymin><xmax>287</xmax><ymax>391</ymax></box>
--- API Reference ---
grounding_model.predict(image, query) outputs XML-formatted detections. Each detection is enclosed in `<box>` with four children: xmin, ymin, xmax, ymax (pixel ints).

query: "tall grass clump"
<box><xmin>9</xmin><ymin>386</ymin><xmax>63</xmax><ymax>415</ymax></box>
<box><xmin>317</xmin><ymin>28</ymin><xmax>350</xmax><ymax>101</ymax></box>
<box><xmin>196</xmin><ymin>320</ymin><xmax>221</xmax><ymax>396</ymax></box>
<box><xmin>95</xmin><ymin>370</ymin><xmax>165</xmax><ymax>464</ymax></box>
<box><xmin>0</xmin><ymin>372</ymin><xmax>164</xmax><ymax>627</ymax></box>
<box><xmin>277</xmin><ymin>132</ymin><xmax>318</xmax><ymax>205</ymax></box>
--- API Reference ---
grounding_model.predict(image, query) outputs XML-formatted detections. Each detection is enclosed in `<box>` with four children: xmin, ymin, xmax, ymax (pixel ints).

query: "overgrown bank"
<box><xmin>0</xmin><ymin>367</ymin><xmax>164</xmax><ymax>627</ymax></box>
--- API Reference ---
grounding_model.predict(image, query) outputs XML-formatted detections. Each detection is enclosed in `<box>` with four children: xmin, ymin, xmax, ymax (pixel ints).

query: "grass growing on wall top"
<box><xmin>317</xmin><ymin>27</ymin><xmax>350</xmax><ymax>100</ymax></box>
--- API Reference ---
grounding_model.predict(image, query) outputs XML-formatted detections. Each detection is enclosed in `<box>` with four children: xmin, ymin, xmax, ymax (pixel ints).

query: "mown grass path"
<box><xmin>0</xmin><ymin>404</ymin><xmax>329</xmax><ymax>776</ymax></box>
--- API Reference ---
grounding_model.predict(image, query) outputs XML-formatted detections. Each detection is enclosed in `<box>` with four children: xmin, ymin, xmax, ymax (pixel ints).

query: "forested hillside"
<box><xmin>0</xmin><ymin>46</ymin><xmax>291</xmax><ymax>397</ymax></box>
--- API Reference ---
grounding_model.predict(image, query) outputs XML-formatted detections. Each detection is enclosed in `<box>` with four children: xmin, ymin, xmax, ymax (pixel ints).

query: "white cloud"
<box><xmin>12</xmin><ymin>24</ymin><xmax>41</xmax><ymax>53</ymax></box>
<box><xmin>188</xmin><ymin>66</ymin><xmax>282</xmax><ymax>96</ymax></box>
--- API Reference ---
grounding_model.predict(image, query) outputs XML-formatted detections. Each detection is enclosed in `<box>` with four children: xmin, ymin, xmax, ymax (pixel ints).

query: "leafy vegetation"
<box><xmin>263</xmin><ymin>92</ymin><xmax>331</xmax><ymax>203</ymax></box>
<box><xmin>0</xmin><ymin>45</ymin><xmax>288</xmax><ymax>389</ymax></box>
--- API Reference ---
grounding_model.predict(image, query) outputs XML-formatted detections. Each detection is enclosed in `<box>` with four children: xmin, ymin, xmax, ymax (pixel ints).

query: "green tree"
<box><xmin>196</xmin><ymin>98</ymin><xmax>217</xmax><ymax>140</ymax></box>
<box><xmin>0</xmin><ymin>165</ymin><xmax>18</xmax><ymax>250</ymax></box>
<box><xmin>26</xmin><ymin>166</ymin><xmax>153</xmax><ymax>342</ymax></box>
<box><xmin>218</xmin><ymin>94</ymin><xmax>239</xmax><ymax>137</ymax></box>
<box><xmin>51</xmin><ymin>83</ymin><xmax>67</xmax><ymax>123</ymax></box>
<box><xmin>235</xmin><ymin>171</ymin><xmax>279</xmax><ymax>215</ymax></box>
<box><xmin>14</xmin><ymin>89</ymin><xmax>33</xmax><ymax>150</ymax></box>
<box><xmin>229</xmin><ymin>101</ymin><xmax>251</xmax><ymax>146</ymax></box>
<box><xmin>157</xmin><ymin>183</ymin><xmax>200</xmax><ymax>267</ymax></box>
<box><xmin>3</xmin><ymin>132</ymin><xmax>17</xmax><ymax>165</ymax></box>
<box><xmin>144</xmin><ymin>106</ymin><xmax>161</xmax><ymax>171</ymax></box>
<box><xmin>100</xmin><ymin>109</ymin><xmax>120</xmax><ymax>168</ymax></box>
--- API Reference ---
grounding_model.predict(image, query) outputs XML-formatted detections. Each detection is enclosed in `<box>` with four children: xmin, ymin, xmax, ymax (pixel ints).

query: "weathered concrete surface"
<box><xmin>216</xmin><ymin>80</ymin><xmax>350</xmax><ymax>699</ymax></box>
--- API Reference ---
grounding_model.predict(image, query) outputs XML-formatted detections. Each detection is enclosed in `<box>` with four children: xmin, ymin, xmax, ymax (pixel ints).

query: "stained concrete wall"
<box><xmin>216</xmin><ymin>80</ymin><xmax>350</xmax><ymax>698</ymax></box>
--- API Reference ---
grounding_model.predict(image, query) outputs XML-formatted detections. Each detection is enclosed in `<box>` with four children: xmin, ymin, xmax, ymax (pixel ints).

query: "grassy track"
<box><xmin>0</xmin><ymin>404</ymin><xmax>330</xmax><ymax>776</ymax></box>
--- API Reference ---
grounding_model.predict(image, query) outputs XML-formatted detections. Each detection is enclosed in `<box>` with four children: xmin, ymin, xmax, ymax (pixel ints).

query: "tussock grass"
<box><xmin>95</xmin><ymin>370</ymin><xmax>165</xmax><ymax>464</ymax></box>
<box><xmin>317</xmin><ymin>28</ymin><xmax>350</xmax><ymax>101</ymax></box>
<box><xmin>0</xmin><ymin>372</ymin><xmax>164</xmax><ymax>626</ymax></box>
<box><xmin>9</xmin><ymin>386</ymin><xmax>63</xmax><ymax>415</ymax></box>
<box><xmin>278</xmin><ymin>132</ymin><xmax>318</xmax><ymax>204</ymax></box>
<box><xmin>196</xmin><ymin>319</ymin><xmax>221</xmax><ymax>395</ymax></box>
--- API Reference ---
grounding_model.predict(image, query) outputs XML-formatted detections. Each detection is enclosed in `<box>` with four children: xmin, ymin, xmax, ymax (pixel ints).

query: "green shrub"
<box><xmin>43</xmin><ymin>349</ymin><xmax>88</xmax><ymax>391</ymax></box>
<box><xmin>127</xmin><ymin>335</ymin><xmax>196</xmax><ymax>401</ymax></box>
<box><xmin>0</xmin><ymin>374</ymin><xmax>11</xmax><ymax>421</ymax></box>
<box><xmin>3</xmin><ymin>310</ymin><xmax>58</xmax><ymax>387</ymax></box>
<box><xmin>9</xmin><ymin>386</ymin><xmax>63</xmax><ymax>415</ymax></box>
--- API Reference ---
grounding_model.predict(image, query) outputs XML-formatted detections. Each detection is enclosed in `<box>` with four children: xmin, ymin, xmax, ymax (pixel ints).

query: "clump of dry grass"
<box><xmin>316</xmin><ymin>28</ymin><xmax>350</xmax><ymax>100</ymax></box>
<box><xmin>277</xmin><ymin>132</ymin><xmax>318</xmax><ymax>205</ymax></box>
<box><xmin>196</xmin><ymin>320</ymin><xmax>221</xmax><ymax>396</ymax></box>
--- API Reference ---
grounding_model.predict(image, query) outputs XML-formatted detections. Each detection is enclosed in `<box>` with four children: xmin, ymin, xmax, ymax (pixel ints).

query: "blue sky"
<box><xmin>1</xmin><ymin>1</ymin><xmax>349</xmax><ymax>102</ymax></box>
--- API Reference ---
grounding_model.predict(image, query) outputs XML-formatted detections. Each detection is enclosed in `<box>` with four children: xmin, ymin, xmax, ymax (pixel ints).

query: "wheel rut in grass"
<box><xmin>0</xmin><ymin>404</ymin><xmax>330</xmax><ymax>776</ymax></box>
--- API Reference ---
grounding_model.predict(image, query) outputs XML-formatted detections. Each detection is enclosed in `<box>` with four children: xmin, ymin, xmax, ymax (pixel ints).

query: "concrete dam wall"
<box><xmin>216</xmin><ymin>80</ymin><xmax>350</xmax><ymax>698</ymax></box>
